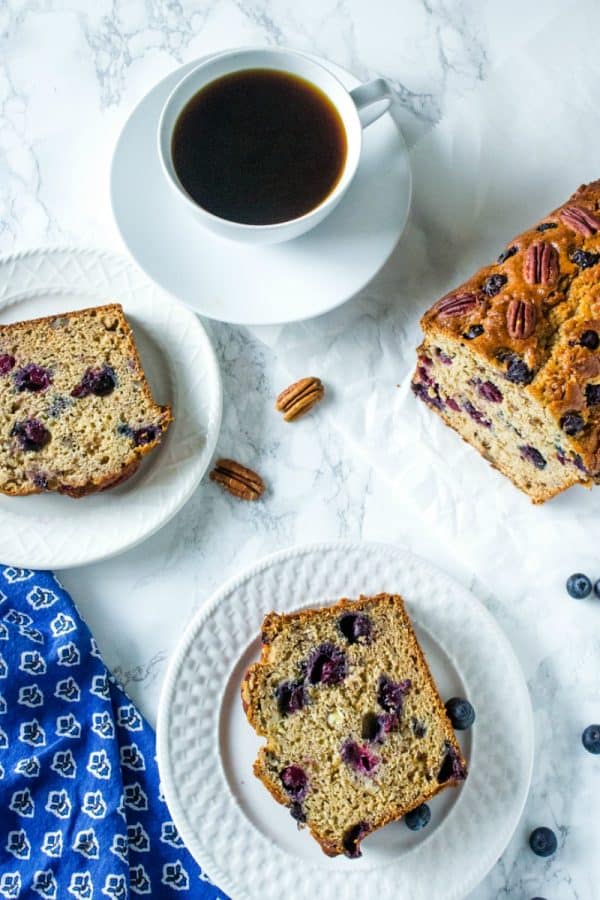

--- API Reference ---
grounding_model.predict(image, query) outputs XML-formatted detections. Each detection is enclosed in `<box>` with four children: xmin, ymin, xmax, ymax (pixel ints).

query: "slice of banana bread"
<box><xmin>0</xmin><ymin>303</ymin><xmax>172</xmax><ymax>497</ymax></box>
<box><xmin>413</xmin><ymin>179</ymin><xmax>600</xmax><ymax>503</ymax></box>
<box><xmin>241</xmin><ymin>593</ymin><xmax>467</xmax><ymax>858</ymax></box>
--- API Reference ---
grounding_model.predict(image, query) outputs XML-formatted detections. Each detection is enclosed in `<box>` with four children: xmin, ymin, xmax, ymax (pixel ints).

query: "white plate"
<box><xmin>157</xmin><ymin>541</ymin><xmax>533</xmax><ymax>900</ymax></box>
<box><xmin>110</xmin><ymin>53</ymin><xmax>412</xmax><ymax>326</ymax></box>
<box><xmin>0</xmin><ymin>248</ymin><xmax>222</xmax><ymax>569</ymax></box>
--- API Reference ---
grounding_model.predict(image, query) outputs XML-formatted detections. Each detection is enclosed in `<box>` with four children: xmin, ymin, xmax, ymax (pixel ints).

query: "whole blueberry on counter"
<box><xmin>594</xmin><ymin>579</ymin><xmax>600</xmax><ymax>599</ymax></box>
<box><xmin>582</xmin><ymin>724</ymin><xmax>600</xmax><ymax>754</ymax></box>
<box><xmin>566</xmin><ymin>573</ymin><xmax>592</xmax><ymax>599</ymax></box>
<box><xmin>445</xmin><ymin>697</ymin><xmax>475</xmax><ymax>730</ymax></box>
<box><xmin>529</xmin><ymin>826</ymin><xmax>557</xmax><ymax>858</ymax></box>
<box><xmin>404</xmin><ymin>804</ymin><xmax>431</xmax><ymax>831</ymax></box>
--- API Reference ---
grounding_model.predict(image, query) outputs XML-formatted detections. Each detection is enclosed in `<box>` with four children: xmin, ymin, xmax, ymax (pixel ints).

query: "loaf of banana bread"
<box><xmin>0</xmin><ymin>304</ymin><xmax>172</xmax><ymax>497</ymax></box>
<box><xmin>241</xmin><ymin>593</ymin><xmax>467</xmax><ymax>858</ymax></box>
<box><xmin>412</xmin><ymin>179</ymin><xmax>600</xmax><ymax>503</ymax></box>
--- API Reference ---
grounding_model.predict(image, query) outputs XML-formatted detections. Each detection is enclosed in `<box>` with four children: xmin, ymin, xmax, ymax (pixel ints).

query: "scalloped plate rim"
<box><xmin>157</xmin><ymin>540</ymin><xmax>533</xmax><ymax>900</ymax></box>
<box><xmin>0</xmin><ymin>246</ymin><xmax>222</xmax><ymax>568</ymax></box>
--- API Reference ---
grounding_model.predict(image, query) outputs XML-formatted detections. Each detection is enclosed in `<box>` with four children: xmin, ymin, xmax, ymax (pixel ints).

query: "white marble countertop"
<box><xmin>1</xmin><ymin>1</ymin><xmax>597</xmax><ymax>897</ymax></box>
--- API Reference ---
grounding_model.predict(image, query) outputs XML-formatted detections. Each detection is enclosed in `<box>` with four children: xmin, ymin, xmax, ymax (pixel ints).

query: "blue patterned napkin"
<box><xmin>0</xmin><ymin>566</ymin><xmax>228</xmax><ymax>900</ymax></box>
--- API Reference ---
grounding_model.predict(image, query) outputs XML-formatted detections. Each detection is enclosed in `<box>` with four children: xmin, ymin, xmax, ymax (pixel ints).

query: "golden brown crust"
<box><xmin>0</xmin><ymin>303</ymin><xmax>172</xmax><ymax>498</ymax></box>
<box><xmin>421</xmin><ymin>181</ymin><xmax>600</xmax><ymax>471</ymax></box>
<box><xmin>241</xmin><ymin>593</ymin><xmax>467</xmax><ymax>857</ymax></box>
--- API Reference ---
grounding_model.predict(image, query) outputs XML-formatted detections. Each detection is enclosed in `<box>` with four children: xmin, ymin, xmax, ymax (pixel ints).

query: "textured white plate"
<box><xmin>110</xmin><ymin>52</ymin><xmax>412</xmax><ymax>325</ymax></box>
<box><xmin>157</xmin><ymin>542</ymin><xmax>533</xmax><ymax>900</ymax></box>
<box><xmin>0</xmin><ymin>248</ymin><xmax>222</xmax><ymax>569</ymax></box>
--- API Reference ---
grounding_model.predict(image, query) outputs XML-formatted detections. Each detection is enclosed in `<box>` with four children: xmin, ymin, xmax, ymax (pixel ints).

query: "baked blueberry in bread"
<box><xmin>0</xmin><ymin>304</ymin><xmax>172</xmax><ymax>497</ymax></box>
<box><xmin>241</xmin><ymin>593</ymin><xmax>467</xmax><ymax>858</ymax></box>
<box><xmin>413</xmin><ymin>179</ymin><xmax>600</xmax><ymax>503</ymax></box>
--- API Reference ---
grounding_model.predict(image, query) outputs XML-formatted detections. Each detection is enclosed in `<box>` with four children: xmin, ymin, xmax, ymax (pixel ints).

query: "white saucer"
<box><xmin>0</xmin><ymin>248</ymin><xmax>222</xmax><ymax>569</ymax></box>
<box><xmin>110</xmin><ymin>54</ymin><xmax>412</xmax><ymax>326</ymax></box>
<box><xmin>157</xmin><ymin>542</ymin><xmax>533</xmax><ymax>900</ymax></box>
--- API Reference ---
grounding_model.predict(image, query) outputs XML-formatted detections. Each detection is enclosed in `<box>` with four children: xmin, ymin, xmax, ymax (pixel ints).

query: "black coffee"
<box><xmin>171</xmin><ymin>68</ymin><xmax>347</xmax><ymax>225</ymax></box>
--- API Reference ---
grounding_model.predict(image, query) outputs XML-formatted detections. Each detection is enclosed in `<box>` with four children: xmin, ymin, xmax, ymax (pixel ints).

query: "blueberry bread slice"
<box><xmin>413</xmin><ymin>179</ymin><xmax>600</xmax><ymax>503</ymax></box>
<box><xmin>0</xmin><ymin>304</ymin><xmax>172</xmax><ymax>497</ymax></box>
<box><xmin>241</xmin><ymin>593</ymin><xmax>467</xmax><ymax>858</ymax></box>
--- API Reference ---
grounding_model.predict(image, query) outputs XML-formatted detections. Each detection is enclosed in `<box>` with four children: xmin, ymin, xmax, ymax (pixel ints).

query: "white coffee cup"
<box><xmin>157</xmin><ymin>47</ymin><xmax>395</xmax><ymax>245</ymax></box>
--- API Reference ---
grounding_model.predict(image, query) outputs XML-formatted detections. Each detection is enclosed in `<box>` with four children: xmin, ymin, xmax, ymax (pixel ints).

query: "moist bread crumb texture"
<box><xmin>241</xmin><ymin>593</ymin><xmax>467</xmax><ymax>858</ymax></box>
<box><xmin>0</xmin><ymin>303</ymin><xmax>172</xmax><ymax>497</ymax></box>
<box><xmin>413</xmin><ymin>179</ymin><xmax>600</xmax><ymax>503</ymax></box>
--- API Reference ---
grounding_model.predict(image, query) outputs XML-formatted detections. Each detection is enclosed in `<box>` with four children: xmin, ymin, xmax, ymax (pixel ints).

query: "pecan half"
<box><xmin>276</xmin><ymin>377</ymin><xmax>324</xmax><ymax>421</ymax></box>
<box><xmin>523</xmin><ymin>241</ymin><xmax>559</xmax><ymax>285</ymax></box>
<box><xmin>506</xmin><ymin>299</ymin><xmax>536</xmax><ymax>340</ymax></box>
<box><xmin>210</xmin><ymin>458</ymin><xmax>264</xmax><ymax>500</ymax></box>
<box><xmin>434</xmin><ymin>291</ymin><xmax>482</xmax><ymax>319</ymax></box>
<box><xmin>559</xmin><ymin>205</ymin><xmax>600</xmax><ymax>237</ymax></box>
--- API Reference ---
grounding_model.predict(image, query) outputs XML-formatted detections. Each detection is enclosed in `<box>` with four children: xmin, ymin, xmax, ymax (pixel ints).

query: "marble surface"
<box><xmin>0</xmin><ymin>1</ymin><xmax>597</xmax><ymax>897</ymax></box>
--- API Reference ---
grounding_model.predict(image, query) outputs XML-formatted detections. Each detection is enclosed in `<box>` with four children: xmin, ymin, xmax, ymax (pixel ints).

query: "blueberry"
<box><xmin>497</xmin><ymin>245</ymin><xmax>518</xmax><ymax>263</ymax></box>
<box><xmin>537</xmin><ymin>222</ymin><xmax>557</xmax><ymax>231</ymax></box>
<box><xmin>340</xmin><ymin>739</ymin><xmax>380</xmax><ymax>776</ymax></box>
<box><xmin>529</xmin><ymin>826</ymin><xmax>557</xmax><ymax>857</ymax></box>
<box><xmin>580</xmin><ymin>330</ymin><xmax>600</xmax><ymax>350</ymax></box>
<box><xmin>0</xmin><ymin>354</ymin><xmax>15</xmax><ymax>375</ymax></box>
<box><xmin>445</xmin><ymin>697</ymin><xmax>475</xmax><ymax>730</ymax></box>
<box><xmin>131</xmin><ymin>425</ymin><xmax>161</xmax><ymax>447</ymax></box>
<box><xmin>437</xmin><ymin>743</ymin><xmax>467</xmax><ymax>784</ymax></box>
<box><xmin>412</xmin><ymin>719</ymin><xmax>427</xmax><ymax>738</ymax></box>
<box><xmin>463</xmin><ymin>324</ymin><xmax>484</xmax><ymax>340</ymax></box>
<box><xmin>342</xmin><ymin>822</ymin><xmax>369</xmax><ymax>859</ymax></box>
<box><xmin>520</xmin><ymin>445</ymin><xmax>547</xmax><ymax>470</ymax></box>
<box><xmin>290</xmin><ymin>801</ymin><xmax>306</xmax><ymax>823</ymax></box>
<box><xmin>435</xmin><ymin>348</ymin><xmax>454</xmax><ymax>365</ymax></box>
<box><xmin>463</xmin><ymin>400</ymin><xmax>492</xmax><ymax>428</ymax></box>
<box><xmin>280</xmin><ymin>765</ymin><xmax>308</xmax><ymax>800</ymax></box>
<box><xmin>482</xmin><ymin>273</ymin><xmax>507</xmax><ymax>297</ymax></box>
<box><xmin>14</xmin><ymin>363</ymin><xmax>52</xmax><ymax>392</ymax></box>
<box><xmin>404</xmin><ymin>803</ymin><xmax>431</xmax><ymax>831</ymax></box>
<box><xmin>570</xmin><ymin>249</ymin><xmax>600</xmax><ymax>269</ymax></box>
<box><xmin>361</xmin><ymin>711</ymin><xmax>398</xmax><ymax>743</ymax></box>
<box><xmin>585</xmin><ymin>383</ymin><xmax>600</xmax><ymax>406</ymax></box>
<box><xmin>503</xmin><ymin>354</ymin><xmax>534</xmax><ymax>385</ymax></box>
<box><xmin>11</xmin><ymin>419</ymin><xmax>51</xmax><ymax>452</ymax></box>
<box><xmin>582</xmin><ymin>724</ymin><xmax>600</xmax><ymax>754</ymax></box>
<box><xmin>566</xmin><ymin>573</ymin><xmax>592</xmax><ymax>599</ymax></box>
<box><xmin>411</xmin><ymin>379</ymin><xmax>445</xmax><ymax>412</ymax></box>
<box><xmin>305</xmin><ymin>643</ymin><xmax>347</xmax><ymax>686</ymax></box>
<box><xmin>478</xmin><ymin>381</ymin><xmax>503</xmax><ymax>403</ymax></box>
<box><xmin>275</xmin><ymin>680</ymin><xmax>307</xmax><ymax>716</ymax></box>
<box><xmin>377</xmin><ymin>675</ymin><xmax>411</xmax><ymax>714</ymax></box>
<box><xmin>338</xmin><ymin>612</ymin><xmax>372</xmax><ymax>644</ymax></box>
<box><xmin>595</xmin><ymin>579</ymin><xmax>600</xmax><ymax>599</ymax></box>
<box><xmin>71</xmin><ymin>365</ymin><xmax>117</xmax><ymax>398</ymax></box>
<box><xmin>560</xmin><ymin>412</ymin><xmax>585</xmax><ymax>435</ymax></box>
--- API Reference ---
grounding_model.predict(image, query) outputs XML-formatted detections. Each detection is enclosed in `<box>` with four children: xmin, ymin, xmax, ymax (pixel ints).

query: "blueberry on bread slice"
<box><xmin>413</xmin><ymin>179</ymin><xmax>600</xmax><ymax>503</ymax></box>
<box><xmin>0</xmin><ymin>304</ymin><xmax>172</xmax><ymax>497</ymax></box>
<box><xmin>241</xmin><ymin>593</ymin><xmax>467</xmax><ymax>858</ymax></box>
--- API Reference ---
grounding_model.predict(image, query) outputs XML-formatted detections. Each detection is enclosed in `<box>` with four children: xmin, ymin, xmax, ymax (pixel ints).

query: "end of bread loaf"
<box><xmin>413</xmin><ymin>180</ymin><xmax>600</xmax><ymax>503</ymax></box>
<box><xmin>0</xmin><ymin>304</ymin><xmax>172</xmax><ymax>497</ymax></box>
<box><xmin>241</xmin><ymin>593</ymin><xmax>467</xmax><ymax>858</ymax></box>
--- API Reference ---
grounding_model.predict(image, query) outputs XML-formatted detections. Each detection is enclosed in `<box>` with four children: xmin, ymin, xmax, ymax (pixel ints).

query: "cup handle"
<box><xmin>350</xmin><ymin>78</ymin><xmax>394</xmax><ymax>128</ymax></box>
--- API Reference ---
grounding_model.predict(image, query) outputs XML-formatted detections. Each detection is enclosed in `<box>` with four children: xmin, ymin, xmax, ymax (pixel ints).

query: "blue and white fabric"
<box><xmin>0</xmin><ymin>567</ymin><xmax>227</xmax><ymax>899</ymax></box>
